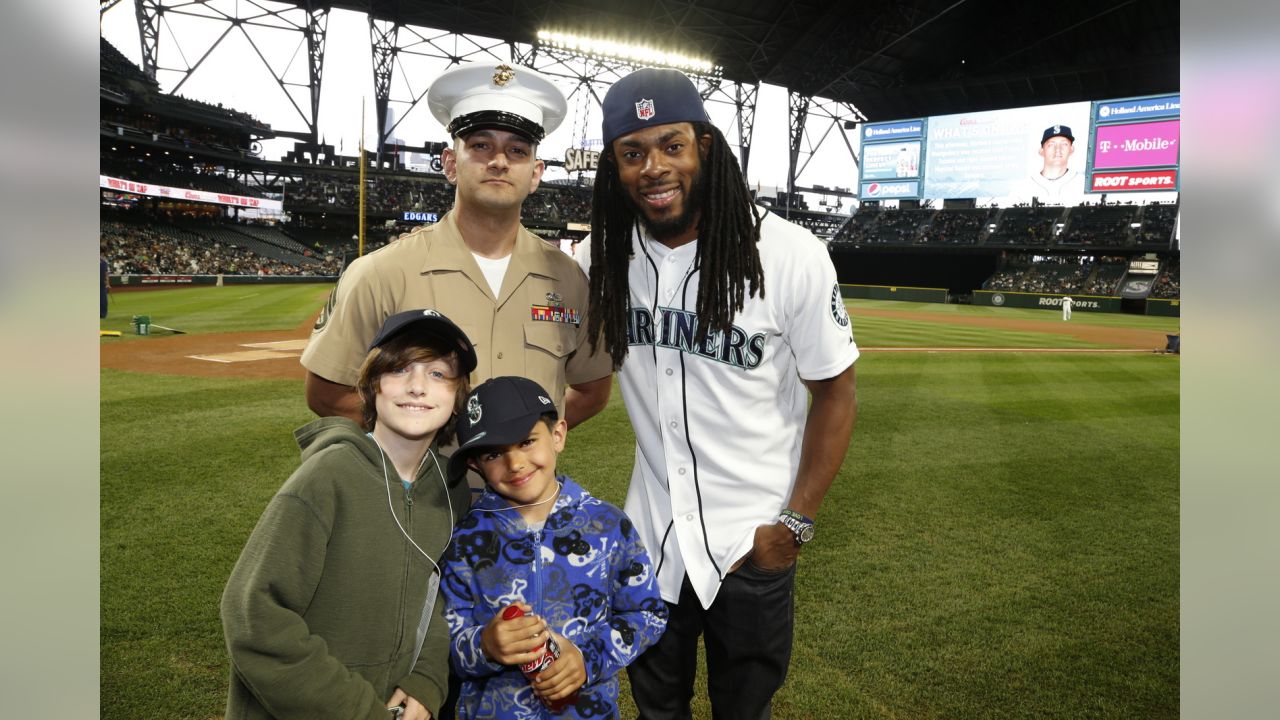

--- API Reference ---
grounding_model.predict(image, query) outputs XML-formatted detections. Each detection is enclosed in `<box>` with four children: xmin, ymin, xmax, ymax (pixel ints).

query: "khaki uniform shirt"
<box><xmin>301</xmin><ymin>211</ymin><xmax>610</xmax><ymax>417</ymax></box>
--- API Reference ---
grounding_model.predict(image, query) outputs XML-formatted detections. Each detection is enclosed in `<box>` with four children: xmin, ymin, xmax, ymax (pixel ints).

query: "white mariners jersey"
<box><xmin>579</xmin><ymin>208</ymin><xmax>859</xmax><ymax>608</ymax></box>
<box><xmin>1025</xmin><ymin>167</ymin><xmax>1082</xmax><ymax>200</ymax></box>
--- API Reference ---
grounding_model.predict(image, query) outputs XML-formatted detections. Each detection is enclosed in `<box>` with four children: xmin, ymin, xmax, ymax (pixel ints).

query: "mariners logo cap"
<box><xmin>449</xmin><ymin>376</ymin><xmax>558</xmax><ymax>480</ymax></box>
<box><xmin>427</xmin><ymin>62</ymin><xmax>567</xmax><ymax>143</ymax></box>
<box><xmin>1040</xmin><ymin>125</ymin><xmax>1074</xmax><ymax>145</ymax></box>
<box><xmin>367</xmin><ymin>309</ymin><xmax>478</xmax><ymax>375</ymax></box>
<box><xmin>601</xmin><ymin>67</ymin><xmax>711</xmax><ymax>145</ymax></box>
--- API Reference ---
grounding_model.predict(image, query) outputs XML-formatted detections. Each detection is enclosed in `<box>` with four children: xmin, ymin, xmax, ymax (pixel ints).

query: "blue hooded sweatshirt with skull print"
<box><xmin>441</xmin><ymin>475</ymin><xmax>667</xmax><ymax>719</ymax></box>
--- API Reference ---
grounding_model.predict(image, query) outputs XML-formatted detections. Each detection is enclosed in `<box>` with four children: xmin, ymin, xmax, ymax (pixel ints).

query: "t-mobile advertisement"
<box><xmin>1091</xmin><ymin>120</ymin><xmax>1180</xmax><ymax>169</ymax></box>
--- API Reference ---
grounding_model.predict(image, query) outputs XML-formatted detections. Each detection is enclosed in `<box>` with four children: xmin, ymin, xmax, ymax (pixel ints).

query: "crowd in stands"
<box><xmin>1149</xmin><ymin>259</ymin><xmax>1180</xmax><ymax>298</ymax></box>
<box><xmin>826</xmin><ymin>202</ymin><xmax>1179</xmax><ymax>250</ymax></box>
<box><xmin>1136</xmin><ymin>202</ymin><xmax>1178</xmax><ymax>246</ymax></box>
<box><xmin>102</xmin><ymin>215</ymin><xmax>341</xmax><ymax>277</ymax></box>
<box><xmin>1082</xmin><ymin>258</ymin><xmax>1127</xmax><ymax>295</ymax></box>
<box><xmin>524</xmin><ymin>184</ymin><xmax>592</xmax><ymax>224</ymax></box>
<box><xmin>984</xmin><ymin>254</ymin><xmax>1137</xmax><ymax>296</ymax></box>
<box><xmin>1057</xmin><ymin>204</ymin><xmax>1133</xmax><ymax>247</ymax></box>
<box><xmin>762</xmin><ymin>208</ymin><xmax>849</xmax><ymax>238</ymax></box>
<box><xmin>101</xmin><ymin>155</ymin><xmax>264</xmax><ymax>197</ymax></box>
<box><xmin>919</xmin><ymin>209</ymin><xmax>991</xmax><ymax>245</ymax></box>
<box><xmin>984</xmin><ymin>207</ymin><xmax>1060</xmax><ymax>246</ymax></box>
<box><xmin>285</xmin><ymin>173</ymin><xmax>455</xmax><ymax>216</ymax></box>
<box><xmin>283</xmin><ymin>172</ymin><xmax>594</xmax><ymax>225</ymax></box>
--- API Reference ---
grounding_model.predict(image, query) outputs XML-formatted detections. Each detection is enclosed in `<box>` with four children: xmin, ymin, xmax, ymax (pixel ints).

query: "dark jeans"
<box><xmin>627</xmin><ymin>562</ymin><xmax>797</xmax><ymax>720</ymax></box>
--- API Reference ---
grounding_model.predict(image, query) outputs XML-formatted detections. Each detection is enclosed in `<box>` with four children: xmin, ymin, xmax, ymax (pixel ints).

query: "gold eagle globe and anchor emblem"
<box><xmin>492</xmin><ymin>64</ymin><xmax>516</xmax><ymax>86</ymax></box>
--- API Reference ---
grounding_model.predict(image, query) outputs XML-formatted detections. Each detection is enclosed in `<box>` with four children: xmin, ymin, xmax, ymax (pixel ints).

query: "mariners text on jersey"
<box><xmin>627</xmin><ymin>306</ymin><xmax>766</xmax><ymax>369</ymax></box>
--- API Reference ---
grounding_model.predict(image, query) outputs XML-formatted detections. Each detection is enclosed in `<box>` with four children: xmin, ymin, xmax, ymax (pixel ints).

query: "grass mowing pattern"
<box><xmin>101</xmin><ymin>284</ymin><xmax>331</xmax><ymax>336</ymax></box>
<box><xmin>101</xmin><ymin>289</ymin><xmax>1178</xmax><ymax>719</ymax></box>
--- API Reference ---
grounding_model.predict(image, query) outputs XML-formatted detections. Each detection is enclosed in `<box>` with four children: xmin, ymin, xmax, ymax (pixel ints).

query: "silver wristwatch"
<box><xmin>778</xmin><ymin>508</ymin><xmax>815</xmax><ymax>545</ymax></box>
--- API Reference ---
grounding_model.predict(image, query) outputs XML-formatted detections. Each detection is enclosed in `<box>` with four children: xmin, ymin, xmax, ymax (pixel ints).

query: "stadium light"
<box><xmin>536</xmin><ymin>30</ymin><xmax>717</xmax><ymax>75</ymax></box>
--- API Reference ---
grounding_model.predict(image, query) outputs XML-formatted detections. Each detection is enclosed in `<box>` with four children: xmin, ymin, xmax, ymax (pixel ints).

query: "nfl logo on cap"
<box><xmin>635</xmin><ymin>98</ymin><xmax>656</xmax><ymax>121</ymax></box>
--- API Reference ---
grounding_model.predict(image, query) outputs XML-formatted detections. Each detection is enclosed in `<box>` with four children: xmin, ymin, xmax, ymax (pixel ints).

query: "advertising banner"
<box><xmin>99</xmin><ymin>175</ymin><xmax>283</xmax><ymax>212</ymax></box>
<box><xmin>402</xmin><ymin>211</ymin><xmax>440</xmax><ymax>223</ymax></box>
<box><xmin>861</xmin><ymin>120</ymin><xmax>924</xmax><ymax>142</ymax></box>
<box><xmin>1095</xmin><ymin>94</ymin><xmax>1180</xmax><ymax>122</ymax></box>
<box><xmin>1092</xmin><ymin>120</ymin><xmax>1180</xmax><ymax>169</ymax></box>
<box><xmin>861</xmin><ymin>141</ymin><xmax>921</xmax><ymax>180</ymax></box>
<box><xmin>1089</xmin><ymin>169</ymin><xmax>1179</xmax><ymax>192</ymax></box>
<box><xmin>859</xmin><ymin>180</ymin><xmax>920</xmax><ymax>200</ymax></box>
<box><xmin>973</xmin><ymin>291</ymin><xmax>1120</xmax><ymax>312</ymax></box>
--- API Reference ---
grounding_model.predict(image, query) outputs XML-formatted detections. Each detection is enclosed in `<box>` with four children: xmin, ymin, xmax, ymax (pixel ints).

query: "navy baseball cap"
<box><xmin>367</xmin><ymin>309</ymin><xmax>478</xmax><ymax>375</ymax></box>
<box><xmin>1040</xmin><ymin>125</ymin><xmax>1074</xmax><ymax>145</ymax></box>
<box><xmin>449</xmin><ymin>376</ymin><xmax>559</xmax><ymax>480</ymax></box>
<box><xmin>601</xmin><ymin>67</ymin><xmax>711</xmax><ymax>145</ymax></box>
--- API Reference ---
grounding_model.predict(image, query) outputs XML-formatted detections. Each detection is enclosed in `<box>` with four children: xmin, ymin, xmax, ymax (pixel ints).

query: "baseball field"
<box><xmin>100</xmin><ymin>284</ymin><xmax>1180</xmax><ymax>719</ymax></box>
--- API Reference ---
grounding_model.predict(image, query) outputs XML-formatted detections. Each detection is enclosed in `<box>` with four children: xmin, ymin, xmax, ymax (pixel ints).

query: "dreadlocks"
<box><xmin>587</xmin><ymin>122</ymin><xmax>765</xmax><ymax>370</ymax></box>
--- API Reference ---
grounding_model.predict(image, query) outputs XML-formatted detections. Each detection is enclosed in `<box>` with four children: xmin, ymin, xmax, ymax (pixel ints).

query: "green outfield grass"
<box><xmin>101</xmin><ymin>284</ymin><xmax>331</xmax><ymax>337</ymax></box>
<box><xmin>101</xmin><ymin>286</ymin><xmax>1179</xmax><ymax>719</ymax></box>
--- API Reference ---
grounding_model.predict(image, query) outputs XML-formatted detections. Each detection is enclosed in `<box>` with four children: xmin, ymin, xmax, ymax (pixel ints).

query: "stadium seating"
<box><xmin>1057</xmin><ymin>204</ymin><xmax>1136</xmax><ymax>247</ymax></box>
<box><xmin>985</xmin><ymin>207</ymin><xmax>1063</xmax><ymax>246</ymax></box>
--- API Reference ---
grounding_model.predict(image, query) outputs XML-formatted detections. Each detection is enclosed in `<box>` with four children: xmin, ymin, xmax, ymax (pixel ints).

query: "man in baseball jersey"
<box><xmin>1062</xmin><ymin>295</ymin><xmax>1074</xmax><ymax>321</ymax></box>
<box><xmin>302</xmin><ymin>62</ymin><xmax>611</xmax><ymax>429</ymax></box>
<box><xmin>579</xmin><ymin>68</ymin><xmax>859</xmax><ymax>718</ymax></box>
<box><xmin>1020</xmin><ymin>124</ymin><xmax>1084</xmax><ymax>203</ymax></box>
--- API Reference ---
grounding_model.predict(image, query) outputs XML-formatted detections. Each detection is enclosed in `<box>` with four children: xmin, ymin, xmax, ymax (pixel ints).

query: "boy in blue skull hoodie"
<box><xmin>440</xmin><ymin>376</ymin><xmax>666</xmax><ymax>719</ymax></box>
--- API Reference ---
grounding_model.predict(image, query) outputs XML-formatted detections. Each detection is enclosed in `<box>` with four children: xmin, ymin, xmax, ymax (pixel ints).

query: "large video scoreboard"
<box><xmin>857</xmin><ymin>93</ymin><xmax>1180</xmax><ymax>203</ymax></box>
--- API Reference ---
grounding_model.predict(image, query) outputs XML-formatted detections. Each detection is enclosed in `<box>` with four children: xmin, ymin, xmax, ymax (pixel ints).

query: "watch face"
<box><xmin>798</xmin><ymin>525</ymin><xmax>815</xmax><ymax>543</ymax></box>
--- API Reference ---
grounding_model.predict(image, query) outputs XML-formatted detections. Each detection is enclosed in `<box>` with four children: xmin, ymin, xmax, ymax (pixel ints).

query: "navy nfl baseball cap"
<box><xmin>449</xmin><ymin>376</ymin><xmax>559</xmax><ymax>480</ymax></box>
<box><xmin>427</xmin><ymin>62</ymin><xmax>567</xmax><ymax>143</ymax></box>
<box><xmin>601</xmin><ymin>67</ymin><xmax>711</xmax><ymax>145</ymax></box>
<box><xmin>1040</xmin><ymin>125</ymin><xmax>1074</xmax><ymax>145</ymax></box>
<box><xmin>367</xmin><ymin>309</ymin><xmax>478</xmax><ymax>375</ymax></box>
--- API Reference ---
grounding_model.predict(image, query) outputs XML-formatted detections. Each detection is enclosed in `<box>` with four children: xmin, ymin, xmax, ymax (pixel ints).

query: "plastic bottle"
<box><xmin>501</xmin><ymin>604</ymin><xmax>578</xmax><ymax>711</ymax></box>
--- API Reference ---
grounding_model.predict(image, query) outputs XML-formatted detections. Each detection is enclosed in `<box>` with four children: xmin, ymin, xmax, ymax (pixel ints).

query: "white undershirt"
<box><xmin>471</xmin><ymin>252</ymin><xmax>511</xmax><ymax>299</ymax></box>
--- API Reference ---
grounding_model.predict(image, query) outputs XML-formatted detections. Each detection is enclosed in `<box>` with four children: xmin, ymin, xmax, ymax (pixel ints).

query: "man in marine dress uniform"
<box><xmin>302</xmin><ymin>62</ymin><xmax>611</xmax><ymax>430</ymax></box>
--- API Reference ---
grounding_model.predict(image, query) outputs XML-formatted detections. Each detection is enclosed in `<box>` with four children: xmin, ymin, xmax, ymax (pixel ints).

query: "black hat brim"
<box><xmin>447</xmin><ymin>410</ymin><xmax>545</xmax><ymax>481</ymax></box>
<box><xmin>447</xmin><ymin>110</ymin><xmax>545</xmax><ymax>144</ymax></box>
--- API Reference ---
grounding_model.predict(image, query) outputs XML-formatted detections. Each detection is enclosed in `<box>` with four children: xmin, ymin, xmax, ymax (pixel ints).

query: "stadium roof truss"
<box><xmin>108</xmin><ymin>0</ymin><xmax>1176</xmax><ymax>196</ymax></box>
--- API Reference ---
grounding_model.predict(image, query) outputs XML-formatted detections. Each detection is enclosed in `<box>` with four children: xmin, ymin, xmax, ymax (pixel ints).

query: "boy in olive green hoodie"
<box><xmin>221</xmin><ymin>309</ymin><xmax>476</xmax><ymax>720</ymax></box>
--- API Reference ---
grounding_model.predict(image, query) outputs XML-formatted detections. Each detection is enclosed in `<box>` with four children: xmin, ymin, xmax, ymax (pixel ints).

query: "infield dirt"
<box><xmin>99</xmin><ymin>306</ymin><xmax>1173</xmax><ymax>380</ymax></box>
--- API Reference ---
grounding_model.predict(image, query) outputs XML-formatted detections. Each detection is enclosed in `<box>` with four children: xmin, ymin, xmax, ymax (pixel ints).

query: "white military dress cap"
<box><xmin>426</xmin><ymin>62</ymin><xmax>567</xmax><ymax>143</ymax></box>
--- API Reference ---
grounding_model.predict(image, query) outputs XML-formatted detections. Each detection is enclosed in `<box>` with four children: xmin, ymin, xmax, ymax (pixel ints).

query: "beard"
<box><xmin>627</xmin><ymin>168</ymin><xmax>705</xmax><ymax>242</ymax></box>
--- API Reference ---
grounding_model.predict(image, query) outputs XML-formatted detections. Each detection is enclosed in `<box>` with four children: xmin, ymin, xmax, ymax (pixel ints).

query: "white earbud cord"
<box><xmin>471</xmin><ymin>480</ymin><xmax>564</xmax><ymax>513</ymax></box>
<box><xmin>371</xmin><ymin>436</ymin><xmax>452</xmax><ymax>573</ymax></box>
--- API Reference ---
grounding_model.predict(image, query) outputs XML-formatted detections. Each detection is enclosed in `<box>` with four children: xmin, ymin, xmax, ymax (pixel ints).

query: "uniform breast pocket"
<box><xmin>524</xmin><ymin>321</ymin><xmax>573</xmax><ymax>360</ymax></box>
<box><xmin>522</xmin><ymin>321</ymin><xmax>574</xmax><ymax>400</ymax></box>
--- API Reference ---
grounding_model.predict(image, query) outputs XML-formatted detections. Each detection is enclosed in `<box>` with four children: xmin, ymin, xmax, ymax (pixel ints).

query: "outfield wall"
<box><xmin>973</xmin><ymin>290</ymin><xmax>1121</xmax><ymax>313</ymax></box>
<box><xmin>1145</xmin><ymin>298</ymin><xmax>1181</xmax><ymax>317</ymax></box>
<box><xmin>110</xmin><ymin>274</ymin><xmax>336</xmax><ymax>289</ymax></box>
<box><xmin>840</xmin><ymin>284</ymin><xmax>948</xmax><ymax>303</ymax></box>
